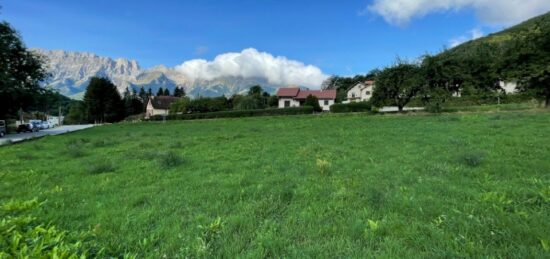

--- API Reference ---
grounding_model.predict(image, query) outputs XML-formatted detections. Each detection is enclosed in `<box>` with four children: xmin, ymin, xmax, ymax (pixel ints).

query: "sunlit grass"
<box><xmin>1</xmin><ymin>110</ymin><xmax>549</xmax><ymax>257</ymax></box>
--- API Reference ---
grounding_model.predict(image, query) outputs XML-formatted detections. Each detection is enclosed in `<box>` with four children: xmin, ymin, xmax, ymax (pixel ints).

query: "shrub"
<box><xmin>330</xmin><ymin>102</ymin><xmax>372</xmax><ymax>113</ymax></box>
<box><xmin>304</xmin><ymin>95</ymin><xmax>322</xmax><ymax>112</ymax></box>
<box><xmin>149</xmin><ymin>107</ymin><xmax>314</xmax><ymax>121</ymax></box>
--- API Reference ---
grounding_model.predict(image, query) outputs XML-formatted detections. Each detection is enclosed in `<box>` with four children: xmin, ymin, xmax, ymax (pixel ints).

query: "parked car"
<box><xmin>40</xmin><ymin>121</ymin><xmax>52</xmax><ymax>129</ymax></box>
<box><xmin>16</xmin><ymin>123</ymin><xmax>39</xmax><ymax>133</ymax></box>
<box><xmin>0</xmin><ymin>120</ymin><xmax>6</xmax><ymax>137</ymax></box>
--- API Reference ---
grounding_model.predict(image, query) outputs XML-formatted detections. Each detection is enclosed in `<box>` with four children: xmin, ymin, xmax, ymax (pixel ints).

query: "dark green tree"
<box><xmin>163</xmin><ymin>88</ymin><xmax>170</xmax><ymax>96</ymax></box>
<box><xmin>156</xmin><ymin>87</ymin><xmax>165</xmax><ymax>96</ymax></box>
<box><xmin>147</xmin><ymin>88</ymin><xmax>153</xmax><ymax>97</ymax></box>
<box><xmin>83</xmin><ymin>77</ymin><xmax>124</xmax><ymax>123</ymax></box>
<box><xmin>173</xmin><ymin>87</ymin><xmax>186</xmax><ymax>97</ymax></box>
<box><xmin>0</xmin><ymin>21</ymin><xmax>48</xmax><ymax>118</ymax></box>
<box><xmin>304</xmin><ymin>94</ymin><xmax>322</xmax><ymax>112</ymax></box>
<box><xmin>138</xmin><ymin>87</ymin><xmax>147</xmax><ymax>101</ymax></box>
<box><xmin>371</xmin><ymin>61</ymin><xmax>424</xmax><ymax>111</ymax></box>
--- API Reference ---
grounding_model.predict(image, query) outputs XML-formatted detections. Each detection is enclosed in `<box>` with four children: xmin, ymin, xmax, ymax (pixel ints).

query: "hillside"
<box><xmin>442</xmin><ymin>11</ymin><xmax>550</xmax><ymax>58</ymax></box>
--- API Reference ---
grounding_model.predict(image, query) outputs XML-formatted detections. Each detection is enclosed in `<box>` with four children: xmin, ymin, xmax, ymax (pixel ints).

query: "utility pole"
<box><xmin>59</xmin><ymin>106</ymin><xmax>63</xmax><ymax>126</ymax></box>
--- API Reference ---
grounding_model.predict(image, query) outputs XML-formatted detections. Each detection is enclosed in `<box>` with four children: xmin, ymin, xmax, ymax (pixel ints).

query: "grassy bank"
<box><xmin>1</xmin><ymin>111</ymin><xmax>549</xmax><ymax>257</ymax></box>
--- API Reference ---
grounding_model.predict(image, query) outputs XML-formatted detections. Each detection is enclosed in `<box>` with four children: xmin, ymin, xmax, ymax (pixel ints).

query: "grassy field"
<box><xmin>1</xmin><ymin>110</ymin><xmax>550</xmax><ymax>257</ymax></box>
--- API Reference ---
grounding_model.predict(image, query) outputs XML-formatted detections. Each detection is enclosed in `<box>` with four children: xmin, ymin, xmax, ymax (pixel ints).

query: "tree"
<box><xmin>371</xmin><ymin>61</ymin><xmax>424</xmax><ymax>112</ymax></box>
<box><xmin>268</xmin><ymin>95</ymin><xmax>279</xmax><ymax>107</ymax></box>
<box><xmin>163</xmin><ymin>88</ymin><xmax>170</xmax><ymax>96</ymax></box>
<box><xmin>65</xmin><ymin>101</ymin><xmax>87</xmax><ymax>124</ymax></box>
<box><xmin>156</xmin><ymin>87</ymin><xmax>165</xmax><ymax>96</ymax></box>
<box><xmin>83</xmin><ymin>77</ymin><xmax>124</xmax><ymax>123</ymax></box>
<box><xmin>0</xmin><ymin>21</ymin><xmax>48</xmax><ymax>118</ymax></box>
<box><xmin>147</xmin><ymin>88</ymin><xmax>153</xmax><ymax>97</ymax></box>
<box><xmin>500</xmin><ymin>23</ymin><xmax>550</xmax><ymax>107</ymax></box>
<box><xmin>138</xmin><ymin>87</ymin><xmax>147</xmax><ymax>101</ymax></box>
<box><xmin>173</xmin><ymin>87</ymin><xmax>186</xmax><ymax>97</ymax></box>
<box><xmin>304</xmin><ymin>94</ymin><xmax>322</xmax><ymax>112</ymax></box>
<box><xmin>169</xmin><ymin>97</ymin><xmax>191</xmax><ymax>114</ymax></box>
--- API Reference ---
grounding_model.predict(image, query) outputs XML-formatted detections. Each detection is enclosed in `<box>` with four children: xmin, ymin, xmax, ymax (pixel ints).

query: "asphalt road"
<box><xmin>0</xmin><ymin>125</ymin><xmax>95</xmax><ymax>144</ymax></box>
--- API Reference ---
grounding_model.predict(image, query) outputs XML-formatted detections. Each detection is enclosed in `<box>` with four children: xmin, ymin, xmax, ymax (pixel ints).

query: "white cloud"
<box><xmin>449</xmin><ymin>28</ymin><xmax>484</xmax><ymax>47</ymax></box>
<box><xmin>367</xmin><ymin>0</ymin><xmax>550</xmax><ymax>26</ymax></box>
<box><xmin>175</xmin><ymin>48</ymin><xmax>329</xmax><ymax>88</ymax></box>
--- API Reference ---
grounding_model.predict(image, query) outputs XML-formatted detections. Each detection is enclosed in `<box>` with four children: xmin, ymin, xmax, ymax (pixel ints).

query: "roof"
<box><xmin>149</xmin><ymin>96</ymin><xmax>180</xmax><ymax>110</ymax></box>
<box><xmin>276</xmin><ymin>87</ymin><xmax>301</xmax><ymax>97</ymax></box>
<box><xmin>295</xmin><ymin>89</ymin><xmax>337</xmax><ymax>100</ymax></box>
<box><xmin>346</xmin><ymin>80</ymin><xmax>376</xmax><ymax>92</ymax></box>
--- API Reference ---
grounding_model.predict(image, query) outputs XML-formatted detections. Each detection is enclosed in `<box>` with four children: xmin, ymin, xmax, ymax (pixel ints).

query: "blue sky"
<box><xmin>3</xmin><ymin>0</ymin><xmax>549</xmax><ymax>77</ymax></box>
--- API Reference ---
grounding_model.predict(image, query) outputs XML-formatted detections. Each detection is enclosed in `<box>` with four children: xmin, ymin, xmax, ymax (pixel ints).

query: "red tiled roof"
<box><xmin>295</xmin><ymin>90</ymin><xmax>337</xmax><ymax>100</ymax></box>
<box><xmin>365</xmin><ymin>80</ymin><xmax>375</xmax><ymax>85</ymax></box>
<box><xmin>276</xmin><ymin>87</ymin><xmax>300</xmax><ymax>97</ymax></box>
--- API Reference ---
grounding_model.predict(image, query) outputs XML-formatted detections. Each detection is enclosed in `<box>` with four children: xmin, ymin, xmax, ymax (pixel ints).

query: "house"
<box><xmin>344</xmin><ymin>81</ymin><xmax>375</xmax><ymax>103</ymax></box>
<box><xmin>276</xmin><ymin>87</ymin><xmax>337</xmax><ymax>111</ymax></box>
<box><xmin>499</xmin><ymin>81</ymin><xmax>518</xmax><ymax>94</ymax></box>
<box><xmin>145</xmin><ymin>96</ymin><xmax>180</xmax><ymax>119</ymax></box>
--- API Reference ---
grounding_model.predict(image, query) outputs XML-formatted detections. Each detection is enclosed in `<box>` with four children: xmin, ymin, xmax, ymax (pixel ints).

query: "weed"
<box><xmin>316</xmin><ymin>158</ymin><xmax>332</xmax><ymax>175</ymax></box>
<box><xmin>88</xmin><ymin>161</ymin><xmax>116</xmax><ymax>174</ymax></box>
<box><xmin>195</xmin><ymin>217</ymin><xmax>224</xmax><ymax>256</ymax></box>
<box><xmin>459</xmin><ymin>151</ymin><xmax>485</xmax><ymax>167</ymax></box>
<box><xmin>157</xmin><ymin>151</ymin><xmax>184</xmax><ymax>168</ymax></box>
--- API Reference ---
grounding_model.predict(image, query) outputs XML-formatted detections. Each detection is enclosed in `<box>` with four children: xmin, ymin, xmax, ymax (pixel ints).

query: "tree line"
<box><xmin>322</xmin><ymin>23</ymin><xmax>550</xmax><ymax>111</ymax></box>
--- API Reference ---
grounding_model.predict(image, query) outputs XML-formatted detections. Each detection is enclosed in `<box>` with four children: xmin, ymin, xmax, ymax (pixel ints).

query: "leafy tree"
<box><xmin>304</xmin><ymin>94</ymin><xmax>322</xmax><ymax>112</ymax></box>
<box><xmin>268</xmin><ymin>95</ymin><xmax>279</xmax><ymax>107</ymax></box>
<box><xmin>371</xmin><ymin>61</ymin><xmax>424</xmax><ymax>111</ymax></box>
<box><xmin>156</xmin><ymin>87</ymin><xmax>165</xmax><ymax>96</ymax></box>
<box><xmin>169</xmin><ymin>97</ymin><xmax>191</xmax><ymax>114</ymax></box>
<box><xmin>65</xmin><ymin>101</ymin><xmax>87</xmax><ymax>124</ymax></box>
<box><xmin>500</xmin><ymin>23</ymin><xmax>550</xmax><ymax>107</ymax></box>
<box><xmin>83</xmin><ymin>77</ymin><xmax>124</xmax><ymax>123</ymax></box>
<box><xmin>248</xmin><ymin>85</ymin><xmax>264</xmax><ymax>96</ymax></box>
<box><xmin>0</xmin><ymin>21</ymin><xmax>48</xmax><ymax>118</ymax></box>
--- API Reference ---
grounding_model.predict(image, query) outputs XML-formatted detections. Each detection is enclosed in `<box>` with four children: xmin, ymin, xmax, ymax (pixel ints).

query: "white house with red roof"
<box><xmin>344</xmin><ymin>81</ymin><xmax>375</xmax><ymax>103</ymax></box>
<box><xmin>276</xmin><ymin>87</ymin><xmax>337</xmax><ymax>111</ymax></box>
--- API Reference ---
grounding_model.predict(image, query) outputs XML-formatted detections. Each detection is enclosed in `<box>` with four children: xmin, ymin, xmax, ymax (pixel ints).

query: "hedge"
<box><xmin>330</xmin><ymin>102</ymin><xmax>372</xmax><ymax>113</ymax></box>
<box><xmin>149</xmin><ymin>107</ymin><xmax>314</xmax><ymax>121</ymax></box>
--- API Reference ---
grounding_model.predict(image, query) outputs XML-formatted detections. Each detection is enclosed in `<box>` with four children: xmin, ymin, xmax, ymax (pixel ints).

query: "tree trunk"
<box><xmin>546</xmin><ymin>94</ymin><xmax>550</xmax><ymax>108</ymax></box>
<box><xmin>398</xmin><ymin>105</ymin><xmax>404</xmax><ymax>112</ymax></box>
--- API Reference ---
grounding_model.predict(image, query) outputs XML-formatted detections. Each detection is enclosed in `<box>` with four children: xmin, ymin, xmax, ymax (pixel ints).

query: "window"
<box><xmin>324</xmin><ymin>100</ymin><xmax>329</xmax><ymax>106</ymax></box>
<box><xmin>352</xmin><ymin>93</ymin><xmax>356</xmax><ymax>98</ymax></box>
<box><xmin>284</xmin><ymin>100</ymin><xmax>290</xmax><ymax>108</ymax></box>
<box><xmin>365</xmin><ymin>91</ymin><xmax>371</xmax><ymax>95</ymax></box>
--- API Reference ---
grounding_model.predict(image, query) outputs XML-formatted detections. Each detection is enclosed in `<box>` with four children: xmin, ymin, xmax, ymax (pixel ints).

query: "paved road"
<box><xmin>0</xmin><ymin>125</ymin><xmax>95</xmax><ymax>144</ymax></box>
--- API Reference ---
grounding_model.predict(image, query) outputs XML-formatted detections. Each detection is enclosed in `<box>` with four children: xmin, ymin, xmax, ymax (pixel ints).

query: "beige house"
<box><xmin>145</xmin><ymin>96</ymin><xmax>180</xmax><ymax>119</ymax></box>
<box><xmin>276</xmin><ymin>87</ymin><xmax>337</xmax><ymax>111</ymax></box>
<box><xmin>344</xmin><ymin>81</ymin><xmax>375</xmax><ymax>103</ymax></box>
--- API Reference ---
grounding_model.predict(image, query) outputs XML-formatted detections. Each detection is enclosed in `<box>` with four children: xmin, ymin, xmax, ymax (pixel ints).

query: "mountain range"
<box><xmin>35</xmin><ymin>49</ymin><xmax>279</xmax><ymax>99</ymax></box>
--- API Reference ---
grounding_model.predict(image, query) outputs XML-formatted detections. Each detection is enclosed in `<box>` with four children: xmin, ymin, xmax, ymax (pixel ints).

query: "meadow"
<box><xmin>1</xmin><ymin>110</ymin><xmax>550</xmax><ymax>257</ymax></box>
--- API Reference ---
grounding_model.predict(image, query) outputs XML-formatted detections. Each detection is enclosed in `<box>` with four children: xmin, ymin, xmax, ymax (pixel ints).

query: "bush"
<box><xmin>330</xmin><ymin>102</ymin><xmax>372</xmax><ymax>113</ymax></box>
<box><xmin>149</xmin><ymin>107</ymin><xmax>314</xmax><ymax>121</ymax></box>
<box><xmin>304</xmin><ymin>95</ymin><xmax>322</xmax><ymax>112</ymax></box>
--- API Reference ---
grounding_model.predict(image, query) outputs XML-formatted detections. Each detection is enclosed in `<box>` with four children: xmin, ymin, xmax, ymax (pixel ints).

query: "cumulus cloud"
<box><xmin>449</xmin><ymin>28</ymin><xmax>484</xmax><ymax>47</ymax></box>
<box><xmin>367</xmin><ymin>0</ymin><xmax>550</xmax><ymax>26</ymax></box>
<box><xmin>175</xmin><ymin>48</ymin><xmax>329</xmax><ymax>88</ymax></box>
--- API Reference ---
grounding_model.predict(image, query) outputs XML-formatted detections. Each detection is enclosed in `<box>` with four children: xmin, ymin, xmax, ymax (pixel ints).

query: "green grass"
<box><xmin>1</xmin><ymin>111</ymin><xmax>550</xmax><ymax>257</ymax></box>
